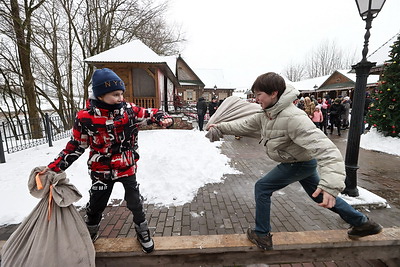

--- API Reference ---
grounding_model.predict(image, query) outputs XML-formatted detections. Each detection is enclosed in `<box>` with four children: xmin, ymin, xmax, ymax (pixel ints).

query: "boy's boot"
<box><xmin>85</xmin><ymin>215</ymin><xmax>100</xmax><ymax>242</ymax></box>
<box><xmin>135</xmin><ymin>220</ymin><xmax>154</xmax><ymax>253</ymax></box>
<box><xmin>348</xmin><ymin>218</ymin><xmax>383</xmax><ymax>239</ymax></box>
<box><xmin>86</xmin><ymin>224</ymin><xmax>100</xmax><ymax>242</ymax></box>
<box><xmin>246</xmin><ymin>228</ymin><xmax>273</xmax><ymax>250</ymax></box>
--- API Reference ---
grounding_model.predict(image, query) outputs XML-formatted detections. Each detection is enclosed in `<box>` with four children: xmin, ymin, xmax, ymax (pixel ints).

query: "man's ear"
<box><xmin>271</xmin><ymin>91</ymin><xmax>279</xmax><ymax>98</ymax></box>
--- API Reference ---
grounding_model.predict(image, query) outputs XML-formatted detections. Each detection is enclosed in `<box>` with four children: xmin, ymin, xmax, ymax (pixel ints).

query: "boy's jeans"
<box><xmin>254</xmin><ymin>159</ymin><xmax>367</xmax><ymax>235</ymax></box>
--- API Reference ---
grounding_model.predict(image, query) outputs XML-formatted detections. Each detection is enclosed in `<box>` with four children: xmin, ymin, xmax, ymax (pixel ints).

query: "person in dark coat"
<box><xmin>208</xmin><ymin>97</ymin><xmax>219</xmax><ymax>118</ymax></box>
<box><xmin>196</xmin><ymin>97</ymin><xmax>207</xmax><ymax>131</ymax></box>
<box><xmin>329</xmin><ymin>98</ymin><xmax>345</xmax><ymax>136</ymax></box>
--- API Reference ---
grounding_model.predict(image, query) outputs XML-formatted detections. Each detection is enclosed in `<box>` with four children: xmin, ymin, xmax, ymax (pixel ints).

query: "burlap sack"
<box><xmin>205</xmin><ymin>96</ymin><xmax>261</xmax><ymax>141</ymax></box>
<box><xmin>1</xmin><ymin>166</ymin><xmax>95</xmax><ymax>267</ymax></box>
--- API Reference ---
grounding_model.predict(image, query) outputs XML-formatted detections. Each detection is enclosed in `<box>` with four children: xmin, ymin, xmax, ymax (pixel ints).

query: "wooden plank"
<box><xmin>94</xmin><ymin>228</ymin><xmax>400</xmax><ymax>254</ymax></box>
<box><xmin>2</xmin><ymin>228</ymin><xmax>399</xmax><ymax>266</ymax></box>
<box><xmin>93</xmin><ymin>228</ymin><xmax>400</xmax><ymax>266</ymax></box>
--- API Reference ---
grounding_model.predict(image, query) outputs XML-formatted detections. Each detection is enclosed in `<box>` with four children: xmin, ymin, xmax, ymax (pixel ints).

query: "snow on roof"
<box><xmin>291</xmin><ymin>75</ymin><xmax>331</xmax><ymax>92</ymax></box>
<box><xmin>84</xmin><ymin>39</ymin><xmax>178</xmax><ymax>76</ymax></box>
<box><xmin>162</xmin><ymin>55</ymin><xmax>177</xmax><ymax>74</ymax></box>
<box><xmin>336</xmin><ymin>70</ymin><xmax>379</xmax><ymax>85</ymax></box>
<box><xmin>194</xmin><ymin>68</ymin><xmax>234</xmax><ymax>89</ymax></box>
<box><xmin>84</xmin><ymin>39</ymin><xmax>162</xmax><ymax>63</ymax></box>
<box><xmin>292</xmin><ymin>69</ymin><xmax>380</xmax><ymax>92</ymax></box>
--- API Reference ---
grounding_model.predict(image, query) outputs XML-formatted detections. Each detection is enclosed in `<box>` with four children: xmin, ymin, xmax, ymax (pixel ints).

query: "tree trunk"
<box><xmin>10</xmin><ymin>0</ymin><xmax>43</xmax><ymax>138</ymax></box>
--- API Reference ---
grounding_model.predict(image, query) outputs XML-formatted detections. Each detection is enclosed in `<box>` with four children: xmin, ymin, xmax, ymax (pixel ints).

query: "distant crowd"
<box><xmin>294</xmin><ymin>94</ymin><xmax>352</xmax><ymax>136</ymax></box>
<box><xmin>184</xmin><ymin>91</ymin><xmax>374</xmax><ymax>136</ymax></box>
<box><xmin>293</xmin><ymin>93</ymin><xmax>372</xmax><ymax>136</ymax></box>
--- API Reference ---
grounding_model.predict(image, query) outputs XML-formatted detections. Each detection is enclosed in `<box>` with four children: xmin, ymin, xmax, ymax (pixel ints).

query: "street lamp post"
<box><xmin>342</xmin><ymin>0</ymin><xmax>386</xmax><ymax>197</ymax></box>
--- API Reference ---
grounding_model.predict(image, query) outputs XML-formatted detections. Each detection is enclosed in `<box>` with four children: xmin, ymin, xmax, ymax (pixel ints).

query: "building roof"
<box><xmin>291</xmin><ymin>75</ymin><xmax>331</xmax><ymax>92</ymax></box>
<box><xmin>84</xmin><ymin>39</ymin><xmax>177</xmax><ymax>72</ymax></box>
<box><xmin>194</xmin><ymin>68</ymin><xmax>234</xmax><ymax>89</ymax></box>
<box><xmin>292</xmin><ymin>69</ymin><xmax>380</xmax><ymax>93</ymax></box>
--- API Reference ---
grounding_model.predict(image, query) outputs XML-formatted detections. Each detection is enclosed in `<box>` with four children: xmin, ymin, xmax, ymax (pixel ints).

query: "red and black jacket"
<box><xmin>48</xmin><ymin>99</ymin><xmax>169</xmax><ymax>181</ymax></box>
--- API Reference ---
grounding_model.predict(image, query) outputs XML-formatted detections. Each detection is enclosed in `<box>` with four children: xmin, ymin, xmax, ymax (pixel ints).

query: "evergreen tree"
<box><xmin>367</xmin><ymin>35</ymin><xmax>400</xmax><ymax>137</ymax></box>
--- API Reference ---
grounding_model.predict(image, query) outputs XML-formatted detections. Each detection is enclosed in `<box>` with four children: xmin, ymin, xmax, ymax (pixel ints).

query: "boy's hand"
<box><xmin>161</xmin><ymin>118</ymin><xmax>173</xmax><ymax>128</ymax></box>
<box><xmin>39</xmin><ymin>167</ymin><xmax>50</xmax><ymax>175</ymax></box>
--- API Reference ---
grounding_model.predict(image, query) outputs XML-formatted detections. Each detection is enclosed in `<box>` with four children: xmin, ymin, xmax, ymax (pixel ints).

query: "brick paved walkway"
<box><xmin>1</xmin><ymin>132</ymin><xmax>399</xmax><ymax>266</ymax></box>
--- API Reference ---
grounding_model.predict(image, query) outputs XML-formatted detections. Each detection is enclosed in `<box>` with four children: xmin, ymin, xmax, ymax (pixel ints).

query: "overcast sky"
<box><xmin>165</xmin><ymin>0</ymin><xmax>400</xmax><ymax>89</ymax></box>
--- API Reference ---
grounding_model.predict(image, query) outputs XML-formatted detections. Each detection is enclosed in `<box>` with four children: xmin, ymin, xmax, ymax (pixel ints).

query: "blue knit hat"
<box><xmin>92</xmin><ymin>68</ymin><xmax>125</xmax><ymax>98</ymax></box>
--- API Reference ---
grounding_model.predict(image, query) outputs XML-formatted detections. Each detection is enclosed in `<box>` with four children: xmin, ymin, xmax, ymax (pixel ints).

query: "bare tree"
<box><xmin>305</xmin><ymin>39</ymin><xmax>358</xmax><ymax>78</ymax></box>
<box><xmin>0</xmin><ymin>0</ymin><xmax>185</xmax><ymax>132</ymax></box>
<box><xmin>0</xmin><ymin>0</ymin><xmax>46</xmax><ymax>138</ymax></box>
<box><xmin>59</xmin><ymin>0</ymin><xmax>185</xmax><ymax>103</ymax></box>
<box><xmin>283</xmin><ymin>39</ymin><xmax>358</xmax><ymax>81</ymax></box>
<box><xmin>31</xmin><ymin>0</ymin><xmax>77</xmax><ymax>129</ymax></box>
<box><xmin>282</xmin><ymin>62</ymin><xmax>307</xmax><ymax>82</ymax></box>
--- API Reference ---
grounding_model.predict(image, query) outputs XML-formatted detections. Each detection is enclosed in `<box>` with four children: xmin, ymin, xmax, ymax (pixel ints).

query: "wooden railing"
<box><xmin>133</xmin><ymin>97</ymin><xmax>156</xmax><ymax>108</ymax></box>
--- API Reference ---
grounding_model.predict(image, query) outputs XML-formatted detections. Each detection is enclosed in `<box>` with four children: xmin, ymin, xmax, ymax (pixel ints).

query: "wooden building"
<box><xmin>84</xmin><ymin>40</ymin><xmax>180</xmax><ymax>112</ymax></box>
<box><xmin>174</xmin><ymin>56</ymin><xmax>235</xmax><ymax>105</ymax></box>
<box><xmin>85</xmin><ymin>41</ymin><xmax>235</xmax><ymax>111</ymax></box>
<box><xmin>293</xmin><ymin>70</ymin><xmax>379</xmax><ymax>100</ymax></box>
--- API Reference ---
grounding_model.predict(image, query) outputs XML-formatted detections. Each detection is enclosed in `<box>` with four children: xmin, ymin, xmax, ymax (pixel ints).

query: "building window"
<box><xmin>187</xmin><ymin>90</ymin><xmax>193</xmax><ymax>101</ymax></box>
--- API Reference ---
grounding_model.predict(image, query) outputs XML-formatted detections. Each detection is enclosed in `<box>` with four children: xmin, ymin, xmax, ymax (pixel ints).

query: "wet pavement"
<box><xmin>1</xmin><ymin>128</ymin><xmax>400</xmax><ymax>266</ymax></box>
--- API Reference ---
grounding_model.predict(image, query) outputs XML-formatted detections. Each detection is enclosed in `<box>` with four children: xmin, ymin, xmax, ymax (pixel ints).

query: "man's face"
<box><xmin>255</xmin><ymin>90</ymin><xmax>278</xmax><ymax>109</ymax></box>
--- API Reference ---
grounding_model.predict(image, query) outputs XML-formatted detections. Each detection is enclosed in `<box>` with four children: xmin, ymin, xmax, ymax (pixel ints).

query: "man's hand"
<box><xmin>312</xmin><ymin>188</ymin><xmax>336</xmax><ymax>208</ymax></box>
<box><xmin>206</xmin><ymin>124</ymin><xmax>217</xmax><ymax>131</ymax></box>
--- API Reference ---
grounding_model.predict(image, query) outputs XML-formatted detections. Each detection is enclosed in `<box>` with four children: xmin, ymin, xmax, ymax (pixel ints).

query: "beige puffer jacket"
<box><xmin>217</xmin><ymin>84</ymin><xmax>345</xmax><ymax>197</ymax></box>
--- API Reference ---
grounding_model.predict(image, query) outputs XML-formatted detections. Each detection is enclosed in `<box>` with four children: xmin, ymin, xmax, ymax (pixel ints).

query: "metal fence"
<box><xmin>0</xmin><ymin>103</ymin><xmax>204</xmax><ymax>163</ymax></box>
<box><xmin>0</xmin><ymin>114</ymin><xmax>72</xmax><ymax>163</ymax></box>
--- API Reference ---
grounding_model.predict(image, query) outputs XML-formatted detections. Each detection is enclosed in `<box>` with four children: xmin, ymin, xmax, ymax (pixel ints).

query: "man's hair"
<box><xmin>251</xmin><ymin>72</ymin><xmax>286</xmax><ymax>98</ymax></box>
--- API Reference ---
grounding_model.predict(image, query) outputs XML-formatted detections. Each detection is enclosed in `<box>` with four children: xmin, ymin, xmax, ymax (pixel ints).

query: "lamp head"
<box><xmin>355</xmin><ymin>0</ymin><xmax>386</xmax><ymax>20</ymax></box>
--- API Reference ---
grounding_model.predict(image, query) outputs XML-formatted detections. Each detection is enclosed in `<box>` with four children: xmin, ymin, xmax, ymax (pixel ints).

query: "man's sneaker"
<box><xmin>87</xmin><ymin>224</ymin><xmax>100</xmax><ymax>242</ymax></box>
<box><xmin>135</xmin><ymin>220</ymin><xmax>154</xmax><ymax>253</ymax></box>
<box><xmin>246</xmin><ymin>228</ymin><xmax>273</xmax><ymax>250</ymax></box>
<box><xmin>348</xmin><ymin>218</ymin><xmax>383</xmax><ymax>239</ymax></box>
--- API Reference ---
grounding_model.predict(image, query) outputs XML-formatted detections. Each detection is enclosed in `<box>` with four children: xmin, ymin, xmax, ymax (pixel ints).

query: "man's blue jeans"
<box><xmin>254</xmin><ymin>159</ymin><xmax>367</xmax><ymax>235</ymax></box>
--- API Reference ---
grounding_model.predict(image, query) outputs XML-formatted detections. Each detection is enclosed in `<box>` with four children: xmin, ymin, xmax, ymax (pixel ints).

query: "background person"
<box><xmin>196</xmin><ymin>97</ymin><xmax>207</xmax><ymax>131</ymax></box>
<box><xmin>208</xmin><ymin>97</ymin><xmax>219</xmax><ymax>118</ymax></box>
<box><xmin>329</xmin><ymin>98</ymin><xmax>345</xmax><ymax>136</ymax></box>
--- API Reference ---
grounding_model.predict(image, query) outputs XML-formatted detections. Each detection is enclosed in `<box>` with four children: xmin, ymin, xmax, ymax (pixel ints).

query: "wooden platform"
<box><xmin>1</xmin><ymin>228</ymin><xmax>399</xmax><ymax>266</ymax></box>
<box><xmin>94</xmin><ymin>228</ymin><xmax>400</xmax><ymax>266</ymax></box>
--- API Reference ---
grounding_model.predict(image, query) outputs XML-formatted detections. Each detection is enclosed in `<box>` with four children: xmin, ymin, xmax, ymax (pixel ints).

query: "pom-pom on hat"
<box><xmin>92</xmin><ymin>68</ymin><xmax>125</xmax><ymax>98</ymax></box>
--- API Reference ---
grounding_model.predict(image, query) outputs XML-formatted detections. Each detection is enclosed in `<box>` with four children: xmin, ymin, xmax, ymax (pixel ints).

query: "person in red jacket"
<box><xmin>43</xmin><ymin>68</ymin><xmax>173</xmax><ymax>253</ymax></box>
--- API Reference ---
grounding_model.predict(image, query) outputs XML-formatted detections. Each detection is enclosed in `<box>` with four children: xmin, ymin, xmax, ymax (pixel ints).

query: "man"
<box><xmin>207</xmin><ymin>72</ymin><xmax>382</xmax><ymax>250</ymax></box>
<box><xmin>196</xmin><ymin>97</ymin><xmax>207</xmax><ymax>131</ymax></box>
<box><xmin>208</xmin><ymin>97</ymin><xmax>219</xmax><ymax>118</ymax></box>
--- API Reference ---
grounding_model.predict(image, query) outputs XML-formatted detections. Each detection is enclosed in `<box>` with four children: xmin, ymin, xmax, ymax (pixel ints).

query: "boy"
<box><xmin>44</xmin><ymin>68</ymin><xmax>173</xmax><ymax>253</ymax></box>
<box><xmin>207</xmin><ymin>72</ymin><xmax>382</xmax><ymax>250</ymax></box>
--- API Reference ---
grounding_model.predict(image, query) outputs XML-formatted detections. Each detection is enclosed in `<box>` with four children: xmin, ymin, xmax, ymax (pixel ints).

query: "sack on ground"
<box><xmin>0</xmin><ymin>166</ymin><xmax>95</xmax><ymax>267</ymax></box>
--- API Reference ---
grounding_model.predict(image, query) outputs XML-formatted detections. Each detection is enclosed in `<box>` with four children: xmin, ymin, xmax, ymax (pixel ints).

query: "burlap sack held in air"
<box><xmin>205</xmin><ymin>96</ymin><xmax>261</xmax><ymax>142</ymax></box>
